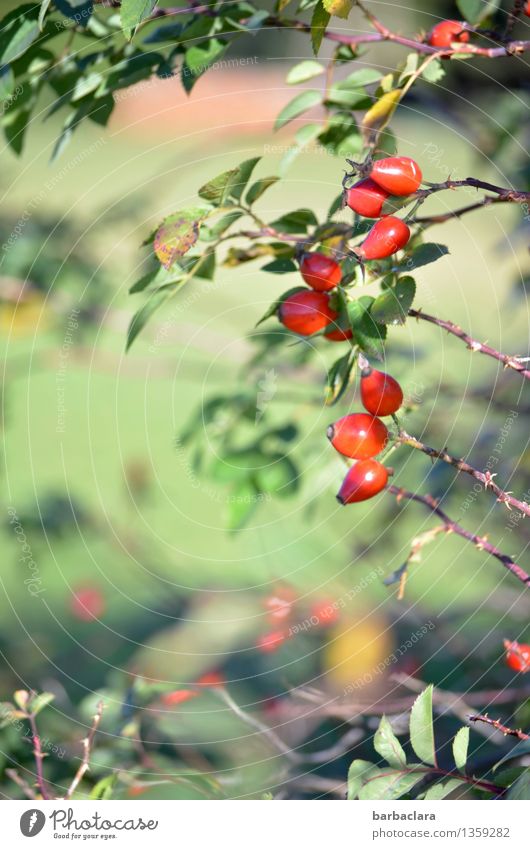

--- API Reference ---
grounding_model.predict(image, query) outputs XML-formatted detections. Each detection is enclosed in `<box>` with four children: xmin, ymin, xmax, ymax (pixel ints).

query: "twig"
<box><xmin>27</xmin><ymin>712</ymin><xmax>49</xmax><ymax>800</ymax></box>
<box><xmin>64</xmin><ymin>700</ymin><xmax>104</xmax><ymax>800</ymax></box>
<box><xmin>215</xmin><ymin>687</ymin><xmax>301</xmax><ymax>764</ymax></box>
<box><xmin>386</xmin><ymin>485</ymin><xmax>530</xmax><ymax>587</ymax></box>
<box><xmin>468</xmin><ymin>713</ymin><xmax>530</xmax><ymax>740</ymax></box>
<box><xmin>396</xmin><ymin>429</ymin><xmax>530</xmax><ymax>518</ymax></box>
<box><xmin>146</xmin><ymin>4</ymin><xmax>530</xmax><ymax>59</ymax></box>
<box><xmin>409</xmin><ymin>308</ymin><xmax>530</xmax><ymax>381</ymax></box>
<box><xmin>5</xmin><ymin>769</ymin><xmax>38</xmax><ymax>800</ymax></box>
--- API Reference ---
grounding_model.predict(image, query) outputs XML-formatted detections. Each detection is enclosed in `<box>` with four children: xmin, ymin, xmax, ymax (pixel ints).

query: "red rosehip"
<box><xmin>279</xmin><ymin>290</ymin><xmax>337</xmax><ymax>336</ymax></box>
<box><xmin>429</xmin><ymin>20</ymin><xmax>469</xmax><ymax>49</ymax></box>
<box><xmin>346</xmin><ymin>178</ymin><xmax>389</xmax><ymax>219</ymax></box>
<box><xmin>300</xmin><ymin>252</ymin><xmax>342</xmax><ymax>291</ymax></box>
<box><xmin>257</xmin><ymin>630</ymin><xmax>286</xmax><ymax>653</ymax></box>
<box><xmin>357</xmin><ymin>216</ymin><xmax>410</xmax><ymax>260</ymax></box>
<box><xmin>504</xmin><ymin>639</ymin><xmax>530</xmax><ymax>673</ymax></box>
<box><xmin>327</xmin><ymin>413</ymin><xmax>388</xmax><ymax>459</ymax></box>
<box><xmin>325</xmin><ymin>326</ymin><xmax>353</xmax><ymax>342</ymax></box>
<box><xmin>525</xmin><ymin>1</ymin><xmax>530</xmax><ymax>16</ymax></box>
<box><xmin>161</xmin><ymin>689</ymin><xmax>198</xmax><ymax>706</ymax></box>
<box><xmin>310</xmin><ymin>599</ymin><xmax>340</xmax><ymax>627</ymax></box>
<box><xmin>360</xmin><ymin>365</ymin><xmax>403</xmax><ymax>416</ymax></box>
<box><xmin>370</xmin><ymin>157</ymin><xmax>422</xmax><ymax>196</ymax></box>
<box><xmin>70</xmin><ymin>586</ymin><xmax>105</xmax><ymax>621</ymax></box>
<box><xmin>197</xmin><ymin>671</ymin><xmax>225</xmax><ymax>687</ymax></box>
<box><xmin>336</xmin><ymin>459</ymin><xmax>389</xmax><ymax>504</ymax></box>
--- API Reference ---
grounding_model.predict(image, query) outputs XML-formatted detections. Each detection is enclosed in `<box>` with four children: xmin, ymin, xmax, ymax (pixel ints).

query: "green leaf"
<box><xmin>279</xmin><ymin>123</ymin><xmax>321</xmax><ymax>175</ymax></box>
<box><xmin>229</xmin><ymin>157</ymin><xmax>261</xmax><ymax>201</ymax></box>
<box><xmin>374</xmin><ymin>716</ymin><xmax>407</xmax><ymax>768</ymax></box>
<box><xmin>154</xmin><ymin>208</ymin><xmax>210</xmax><ymax>268</ymax></box>
<box><xmin>323</xmin><ymin>0</ymin><xmax>353</xmax><ymax>19</ymax></box>
<box><xmin>311</xmin><ymin>2</ymin><xmax>331</xmax><ymax>56</ymax></box>
<box><xmin>270</xmin><ymin>208</ymin><xmax>318</xmax><ymax>233</ymax></box>
<box><xmin>126</xmin><ymin>289</ymin><xmax>171</xmax><ymax>351</ymax></box>
<box><xmin>227</xmin><ymin>480</ymin><xmax>260</xmax><ymax>531</ymax></box>
<box><xmin>199</xmin><ymin>168</ymin><xmax>239</xmax><ymax>205</ymax></box>
<box><xmin>456</xmin><ymin>0</ymin><xmax>500</xmax><ymax>24</ymax></box>
<box><xmin>409</xmin><ymin>685</ymin><xmax>436</xmax><ymax>767</ymax></box>
<box><xmin>121</xmin><ymin>0</ymin><xmax>157</xmax><ymax>38</ymax></box>
<box><xmin>0</xmin><ymin>66</ymin><xmax>14</xmax><ymax>100</ymax></box>
<box><xmin>452</xmin><ymin>726</ymin><xmax>469</xmax><ymax>770</ymax></box>
<box><xmin>90</xmin><ymin>775</ymin><xmax>117</xmax><ymax>800</ymax></box>
<box><xmin>361</xmin><ymin>88</ymin><xmax>402</xmax><ymax>147</ymax></box>
<box><xmin>29</xmin><ymin>692</ymin><xmax>55</xmax><ymax>715</ymax></box>
<box><xmin>423</xmin><ymin>778</ymin><xmax>462</xmax><ymax>800</ymax></box>
<box><xmin>129</xmin><ymin>266</ymin><xmax>182</xmax><ymax>294</ymax></box>
<box><xmin>275</xmin><ymin>90</ymin><xmax>322</xmax><ymax>131</ymax></box>
<box><xmin>506</xmin><ymin>769</ymin><xmax>530</xmax><ymax>800</ymax></box>
<box><xmin>347</xmin><ymin>760</ymin><xmax>381</xmax><ymax>800</ymax></box>
<box><xmin>261</xmin><ymin>258</ymin><xmax>297</xmax><ymax>274</ymax></box>
<box><xmin>346</xmin><ymin>297</ymin><xmax>386</xmax><ymax>360</ymax></box>
<box><xmin>422</xmin><ymin>59</ymin><xmax>445</xmax><ymax>83</ymax></box>
<box><xmin>359</xmin><ymin>768</ymin><xmax>424</xmax><ymax>801</ymax></box>
<box><xmin>201</xmin><ymin>210</ymin><xmax>243</xmax><ymax>240</ymax></box>
<box><xmin>14</xmin><ymin>690</ymin><xmax>30</xmax><ymax>710</ymax></box>
<box><xmin>400</xmin><ymin>242</ymin><xmax>449</xmax><ymax>271</ymax></box>
<box><xmin>257</xmin><ymin>455</ymin><xmax>299</xmax><ymax>497</ymax></box>
<box><xmin>181</xmin><ymin>39</ymin><xmax>227</xmax><ymax>92</ymax></box>
<box><xmin>325</xmin><ymin>87</ymin><xmax>371</xmax><ymax>109</ymax></box>
<box><xmin>38</xmin><ymin>0</ymin><xmax>52</xmax><ymax>31</ymax></box>
<box><xmin>338</xmin><ymin>69</ymin><xmax>383</xmax><ymax>88</ymax></box>
<box><xmin>0</xmin><ymin>4</ymin><xmax>40</xmax><ymax>65</ymax></box>
<box><xmin>246</xmin><ymin>176</ymin><xmax>279</xmax><ymax>205</ymax></box>
<box><xmin>371</xmin><ymin>276</ymin><xmax>415</xmax><ymax>325</ymax></box>
<box><xmin>286</xmin><ymin>60</ymin><xmax>325</xmax><ymax>84</ymax></box>
<box><xmin>325</xmin><ymin>349</ymin><xmax>356</xmax><ymax>405</ymax></box>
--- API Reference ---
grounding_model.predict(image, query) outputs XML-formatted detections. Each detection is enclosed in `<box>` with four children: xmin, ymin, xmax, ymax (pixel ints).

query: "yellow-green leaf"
<box><xmin>362</xmin><ymin>88</ymin><xmax>402</xmax><ymax>147</ymax></box>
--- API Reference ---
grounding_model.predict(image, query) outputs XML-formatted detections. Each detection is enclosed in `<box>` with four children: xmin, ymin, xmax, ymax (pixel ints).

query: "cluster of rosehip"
<box><xmin>328</xmin><ymin>363</ymin><xmax>403</xmax><ymax>504</ymax></box>
<box><xmin>278</xmin><ymin>155</ymin><xmax>422</xmax><ymax>343</ymax></box>
<box><xmin>257</xmin><ymin>588</ymin><xmax>340</xmax><ymax>654</ymax></box>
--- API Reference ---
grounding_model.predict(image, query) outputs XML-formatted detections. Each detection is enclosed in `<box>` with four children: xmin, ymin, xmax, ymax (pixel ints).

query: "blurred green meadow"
<box><xmin>1</xmin><ymin>8</ymin><xmax>530</xmax><ymax>796</ymax></box>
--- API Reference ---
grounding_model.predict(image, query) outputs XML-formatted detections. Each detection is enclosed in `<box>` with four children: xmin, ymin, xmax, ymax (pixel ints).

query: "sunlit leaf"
<box><xmin>409</xmin><ymin>685</ymin><xmax>436</xmax><ymax>767</ymax></box>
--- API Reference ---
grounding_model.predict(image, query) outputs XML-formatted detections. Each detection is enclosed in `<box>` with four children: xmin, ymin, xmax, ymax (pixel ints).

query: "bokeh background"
<box><xmin>0</xmin><ymin>0</ymin><xmax>529</xmax><ymax>798</ymax></box>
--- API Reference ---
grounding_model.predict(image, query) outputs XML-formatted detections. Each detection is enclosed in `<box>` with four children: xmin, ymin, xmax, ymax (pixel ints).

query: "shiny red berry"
<box><xmin>279</xmin><ymin>290</ymin><xmax>337</xmax><ymax>336</ymax></box>
<box><xmin>370</xmin><ymin>157</ymin><xmax>422</xmax><ymax>196</ymax></box>
<box><xmin>327</xmin><ymin>413</ymin><xmax>388</xmax><ymax>459</ymax></box>
<box><xmin>504</xmin><ymin>639</ymin><xmax>530</xmax><ymax>673</ymax></box>
<box><xmin>257</xmin><ymin>630</ymin><xmax>286</xmax><ymax>653</ymax></box>
<box><xmin>525</xmin><ymin>1</ymin><xmax>530</xmax><ymax>16</ymax></box>
<box><xmin>429</xmin><ymin>20</ymin><xmax>469</xmax><ymax>48</ymax></box>
<box><xmin>357</xmin><ymin>216</ymin><xmax>410</xmax><ymax>260</ymax></box>
<box><xmin>337</xmin><ymin>459</ymin><xmax>388</xmax><ymax>504</ymax></box>
<box><xmin>361</xmin><ymin>366</ymin><xmax>403</xmax><ymax>416</ymax></box>
<box><xmin>300</xmin><ymin>252</ymin><xmax>342</xmax><ymax>291</ymax></box>
<box><xmin>346</xmin><ymin>178</ymin><xmax>389</xmax><ymax>219</ymax></box>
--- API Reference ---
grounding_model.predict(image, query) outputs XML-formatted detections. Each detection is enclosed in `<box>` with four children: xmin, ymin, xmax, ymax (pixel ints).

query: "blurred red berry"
<box><xmin>257</xmin><ymin>630</ymin><xmax>286</xmax><ymax>653</ymax></box>
<box><xmin>70</xmin><ymin>586</ymin><xmax>105</xmax><ymax>621</ymax></box>
<box><xmin>311</xmin><ymin>599</ymin><xmax>340</xmax><ymax>627</ymax></box>
<box><xmin>161</xmin><ymin>689</ymin><xmax>198</xmax><ymax>706</ymax></box>
<box><xmin>429</xmin><ymin>20</ymin><xmax>469</xmax><ymax>49</ymax></box>
<box><xmin>504</xmin><ymin>639</ymin><xmax>530</xmax><ymax>673</ymax></box>
<box><xmin>265</xmin><ymin>593</ymin><xmax>292</xmax><ymax>621</ymax></box>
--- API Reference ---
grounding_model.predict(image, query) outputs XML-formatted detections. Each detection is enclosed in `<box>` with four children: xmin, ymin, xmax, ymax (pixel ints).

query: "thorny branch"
<box><xmin>396</xmin><ymin>429</ymin><xmax>530</xmax><ymax>518</ymax></box>
<box><xmin>409</xmin><ymin>308</ymin><xmax>530</xmax><ymax>381</ymax></box>
<box><xmin>468</xmin><ymin>713</ymin><xmax>530</xmax><ymax>740</ymax></box>
<box><xmin>386</xmin><ymin>485</ymin><xmax>530</xmax><ymax>587</ymax></box>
